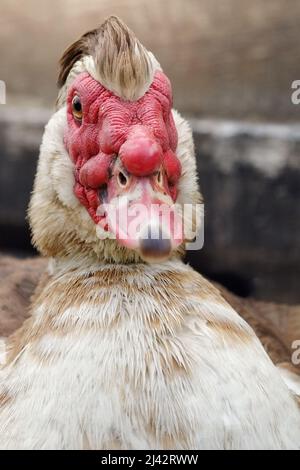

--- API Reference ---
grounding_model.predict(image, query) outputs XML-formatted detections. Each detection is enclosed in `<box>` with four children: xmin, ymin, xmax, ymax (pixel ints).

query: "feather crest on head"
<box><xmin>57</xmin><ymin>15</ymin><xmax>161</xmax><ymax>107</ymax></box>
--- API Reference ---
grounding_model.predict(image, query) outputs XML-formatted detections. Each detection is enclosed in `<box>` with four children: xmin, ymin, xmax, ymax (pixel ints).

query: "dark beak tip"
<box><xmin>139</xmin><ymin>237</ymin><xmax>172</xmax><ymax>262</ymax></box>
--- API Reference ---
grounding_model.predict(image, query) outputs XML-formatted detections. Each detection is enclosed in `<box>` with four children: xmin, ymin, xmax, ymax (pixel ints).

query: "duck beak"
<box><xmin>97</xmin><ymin>167</ymin><xmax>183</xmax><ymax>262</ymax></box>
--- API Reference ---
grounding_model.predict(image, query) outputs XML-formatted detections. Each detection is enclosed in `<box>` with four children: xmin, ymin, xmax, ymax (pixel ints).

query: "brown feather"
<box><xmin>57</xmin><ymin>28</ymin><xmax>98</xmax><ymax>88</ymax></box>
<box><xmin>57</xmin><ymin>15</ymin><xmax>154</xmax><ymax>102</ymax></box>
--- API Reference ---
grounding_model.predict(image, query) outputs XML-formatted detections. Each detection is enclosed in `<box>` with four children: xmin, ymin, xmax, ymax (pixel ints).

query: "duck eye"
<box><xmin>72</xmin><ymin>95</ymin><xmax>83</xmax><ymax>122</ymax></box>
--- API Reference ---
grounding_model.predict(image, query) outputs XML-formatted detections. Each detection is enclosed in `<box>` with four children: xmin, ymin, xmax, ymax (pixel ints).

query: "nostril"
<box><xmin>156</xmin><ymin>170</ymin><xmax>163</xmax><ymax>185</ymax></box>
<box><xmin>117</xmin><ymin>171</ymin><xmax>128</xmax><ymax>187</ymax></box>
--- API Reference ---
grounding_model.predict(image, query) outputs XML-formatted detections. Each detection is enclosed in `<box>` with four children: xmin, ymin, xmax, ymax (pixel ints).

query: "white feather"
<box><xmin>0</xmin><ymin>261</ymin><xmax>300</xmax><ymax>450</ymax></box>
<box><xmin>277</xmin><ymin>365</ymin><xmax>300</xmax><ymax>397</ymax></box>
<box><xmin>0</xmin><ymin>339</ymin><xmax>6</xmax><ymax>366</ymax></box>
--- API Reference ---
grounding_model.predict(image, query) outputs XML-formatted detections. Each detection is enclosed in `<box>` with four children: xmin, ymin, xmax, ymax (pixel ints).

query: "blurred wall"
<box><xmin>1</xmin><ymin>0</ymin><xmax>300</xmax><ymax>119</ymax></box>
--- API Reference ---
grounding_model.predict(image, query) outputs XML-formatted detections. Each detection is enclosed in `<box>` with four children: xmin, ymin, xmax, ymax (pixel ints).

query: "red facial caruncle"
<box><xmin>64</xmin><ymin>70</ymin><xmax>183</xmax><ymax>260</ymax></box>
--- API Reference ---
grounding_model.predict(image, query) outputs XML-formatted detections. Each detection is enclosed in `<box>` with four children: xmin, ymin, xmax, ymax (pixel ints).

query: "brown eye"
<box><xmin>72</xmin><ymin>95</ymin><xmax>83</xmax><ymax>122</ymax></box>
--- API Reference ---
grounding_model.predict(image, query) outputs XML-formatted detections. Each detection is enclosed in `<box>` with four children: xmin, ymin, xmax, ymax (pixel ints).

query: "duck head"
<box><xmin>29</xmin><ymin>16</ymin><xmax>202</xmax><ymax>264</ymax></box>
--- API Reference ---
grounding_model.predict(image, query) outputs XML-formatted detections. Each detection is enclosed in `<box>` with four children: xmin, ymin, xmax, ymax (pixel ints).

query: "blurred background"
<box><xmin>1</xmin><ymin>0</ymin><xmax>300</xmax><ymax>303</ymax></box>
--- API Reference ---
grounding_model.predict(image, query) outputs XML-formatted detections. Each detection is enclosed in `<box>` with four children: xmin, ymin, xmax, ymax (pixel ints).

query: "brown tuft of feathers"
<box><xmin>57</xmin><ymin>16</ymin><xmax>156</xmax><ymax>101</ymax></box>
<box><xmin>57</xmin><ymin>27</ymin><xmax>98</xmax><ymax>88</ymax></box>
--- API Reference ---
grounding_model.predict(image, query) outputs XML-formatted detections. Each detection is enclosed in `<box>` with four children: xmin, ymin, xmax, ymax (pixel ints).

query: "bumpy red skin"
<box><xmin>64</xmin><ymin>71</ymin><xmax>181</xmax><ymax>224</ymax></box>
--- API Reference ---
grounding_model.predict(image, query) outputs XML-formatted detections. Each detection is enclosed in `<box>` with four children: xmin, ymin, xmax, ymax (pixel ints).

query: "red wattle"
<box><xmin>163</xmin><ymin>149</ymin><xmax>182</xmax><ymax>184</ymax></box>
<box><xmin>64</xmin><ymin>71</ymin><xmax>180</xmax><ymax>224</ymax></box>
<box><xmin>79</xmin><ymin>153</ymin><xmax>112</xmax><ymax>189</ymax></box>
